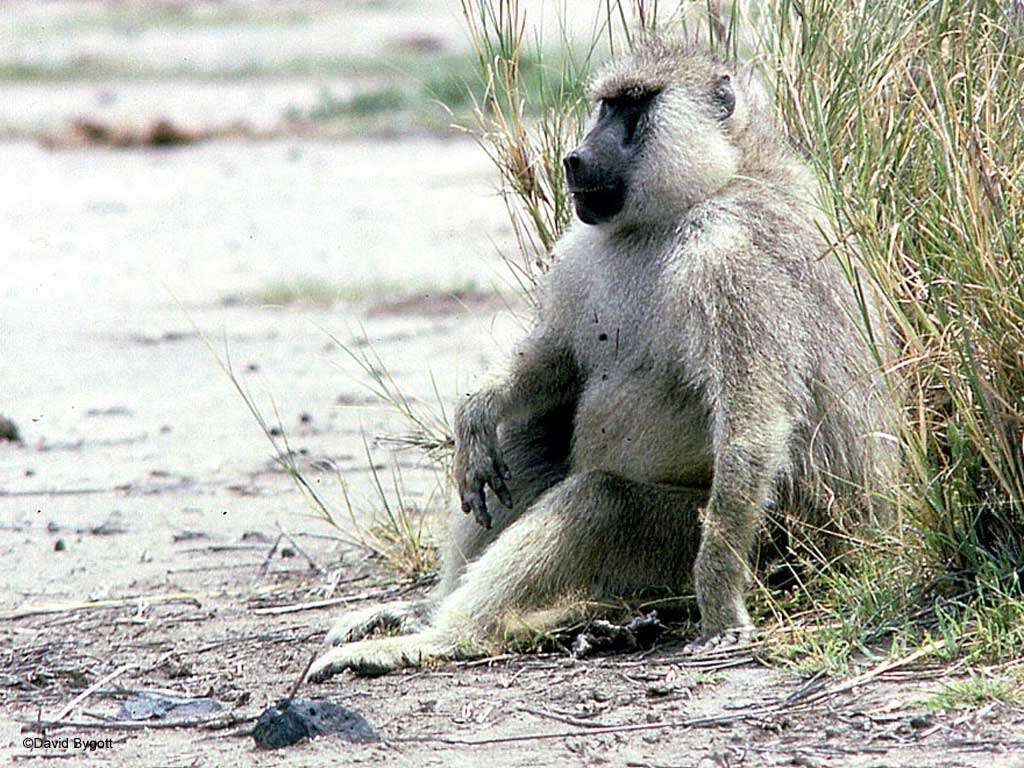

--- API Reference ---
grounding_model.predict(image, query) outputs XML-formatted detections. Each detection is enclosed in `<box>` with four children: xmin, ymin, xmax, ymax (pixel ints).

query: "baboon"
<box><xmin>308</xmin><ymin>37</ymin><xmax>899</xmax><ymax>681</ymax></box>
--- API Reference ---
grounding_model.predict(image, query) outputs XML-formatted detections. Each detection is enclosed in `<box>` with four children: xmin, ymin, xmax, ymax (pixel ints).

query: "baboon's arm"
<box><xmin>454</xmin><ymin>324</ymin><xmax>579</xmax><ymax>528</ymax></box>
<box><xmin>689</xmin><ymin>259</ymin><xmax>806</xmax><ymax>640</ymax></box>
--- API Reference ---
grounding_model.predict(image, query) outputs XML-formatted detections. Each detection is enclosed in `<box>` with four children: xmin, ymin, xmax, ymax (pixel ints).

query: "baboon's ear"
<box><xmin>714</xmin><ymin>74</ymin><xmax>735</xmax><ymax>120</ymax></box>
<box><xmin>738</xmin><ymin>62</ymin><xmax>771</xmax><ymax>118</ymax></box>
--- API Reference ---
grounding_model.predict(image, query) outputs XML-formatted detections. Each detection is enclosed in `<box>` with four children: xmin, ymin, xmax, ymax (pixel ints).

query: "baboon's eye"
<box><xmin>602</xmin><ymin>91</ymin><xmax>656</xmax><ymax>144</ymax></box>
<box><xmin>714</xmin><ymin>74</ymin><xmax>735</xmax><ymax>120</ymax></box>
<box><xmin>622</xmin><ymin>108</ymin><xmax>645</xmax><ymax>143</ymax></box>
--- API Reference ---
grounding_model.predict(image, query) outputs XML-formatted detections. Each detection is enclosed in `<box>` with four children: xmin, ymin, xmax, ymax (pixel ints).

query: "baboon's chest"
<box><xmin>569</xmin><ymin>256</ymin><xmax>686</xmax><ymax>379</ymax></box>
<box><xmin>570</xmin><ymin>265</ymin><xmax>656</xmax><ymax>372</ymax></box>
<box><xmin>566</xmin><ymin>262</ymin><xmax>711</xmax><ymax>485</ymax></box>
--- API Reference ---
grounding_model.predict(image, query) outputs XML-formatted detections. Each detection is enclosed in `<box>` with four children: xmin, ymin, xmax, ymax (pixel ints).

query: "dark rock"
<box><xmin>253</xmin><ymin>697</ymin><xmax>378</xmax><ymax>749</ymax></box>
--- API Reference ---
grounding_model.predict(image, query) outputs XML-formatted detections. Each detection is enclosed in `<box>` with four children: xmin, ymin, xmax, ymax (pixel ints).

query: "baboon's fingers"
<box><xmin>489</xmin><ymin>449</ymin><xmax>514</xmax><ymax>507</ymax></box>
<box><xmin>492</xmin><ymin>450</ymin><xmax>512</xmax><ymax>482</ymax></box>
<box><xmin>489</xmin><ymin>469</ymin><xmax>514</xmax><ymax>509</ymax></box>
<box><xmin>462</xmin><ymin>486</ymin><xmax>492</xmax><ymax>529</ymax></box>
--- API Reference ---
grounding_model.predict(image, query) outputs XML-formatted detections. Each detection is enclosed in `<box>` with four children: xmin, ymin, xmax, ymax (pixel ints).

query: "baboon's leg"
<box><xmin>308</xmin><ymin>471</ymin><xmax>705</xmax><ymax>680</ymax></box>
<box><xmin>437</xmin><ymin>402</ymin><xmax>574</xmax><ymax>598</ymax></box>
<box><xmin>326</xmin><ymin>405</ymin><xmax>573</xmax><ymax>644</ymax></box>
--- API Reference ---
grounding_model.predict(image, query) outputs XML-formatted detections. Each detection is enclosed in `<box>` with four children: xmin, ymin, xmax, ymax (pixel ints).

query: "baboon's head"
<box><xmin>564</xmin><ymin>38</ymin><xmax>771</xmax><ymax>227</ymax></box>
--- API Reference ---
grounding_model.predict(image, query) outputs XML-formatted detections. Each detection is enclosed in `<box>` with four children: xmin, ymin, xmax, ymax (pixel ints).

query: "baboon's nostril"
<box><xmin>563</xmin><ymin>151</ymin><xmax>582</xmax><ymax>176</ymax></box>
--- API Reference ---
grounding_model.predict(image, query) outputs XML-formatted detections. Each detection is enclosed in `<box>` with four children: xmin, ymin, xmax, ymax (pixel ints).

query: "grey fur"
<box><xmin>308</xmin><ymin>39</ymin><xmax>900</xmax><ymax>680</ymax></box>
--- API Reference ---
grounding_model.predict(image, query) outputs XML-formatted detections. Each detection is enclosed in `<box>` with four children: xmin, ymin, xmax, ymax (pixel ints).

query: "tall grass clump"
<box><xmin>456</xmin><ymin>0</ymin><xmax>1024</xmax><ymax>662</ymax></box>
<box><xmin>764</xmin><ymin>0</ymin><xmax>1024</xmax><ymax>652</ymax></box>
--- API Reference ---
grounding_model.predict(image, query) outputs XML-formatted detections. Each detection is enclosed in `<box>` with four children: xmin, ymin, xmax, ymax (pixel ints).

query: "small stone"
<box><xmin>53</xmin><ymin>539</ymin><xmax>66</xmax><ymax>552</ymax></box>
<box><xmin>909</xmin><ymin>714</ymin><xmax>933</xmax><ymax>729</ymax></box>
<box><xmin>252</xmin><ymin>697</ymin><xmax>377</xmax><ymax>749</ymax></box>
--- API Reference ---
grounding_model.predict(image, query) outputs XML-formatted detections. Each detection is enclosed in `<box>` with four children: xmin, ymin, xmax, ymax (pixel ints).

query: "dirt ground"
<box><xmin>2</xmin><ymin>2</ymin><xmax>1023</xmax><ymax>766</ymax></box>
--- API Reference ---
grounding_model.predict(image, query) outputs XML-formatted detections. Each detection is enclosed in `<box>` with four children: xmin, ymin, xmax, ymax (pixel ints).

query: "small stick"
<box><xmin>178</xmin><ymin>544</ymin><xmax>265</xmax><ymax>554</ymax></box>
<box><xmin>803</xmin><ymin>639</ymin><xmax>947</xmax><ymax>707</ymax></box>
<box><xmin>2</xmin><ymin>591</ymin><xmax>227</xmax><ymax>621</ymax></box>
<box><xmin>256</xmin><ymin>533</ymin><xmax>283</xmax><ymax>578</ymax></box>
<box><xmin>13</xmin><ymin>753</ymin><xmax>80</xmax><ymax>760</ymax></box>
<box><xmin>253</xmin><ymin>578</ymin><xmax>431</xmax><ymax>616</ymax></box>
<box><xmin>19</xmin><ymin>713</ymin><xmax>255</xmax><ymax>732</ymax></box>
<box><xmin>50</xmin><ymin>665</ymin><xmax>131</xmax><ymax>723</ymax></box>
<box><xmin>783</xmin><ymin>669</ymin><xmax>828</xmax><ymax>706</ymax></box>
<box><xmin>392</xmin><ymin>709</ymin><xmax>763</xmax><ymax>747</ymax></box>
<box><xmin>285</xmin><ymin>652</ymin><xmax>319</xmax><ymax>701</ymax></box>
<box><xmin>455</xmin><ymin>654</ymin><xmax>519</xmax><ymax>667</ymax></box>
<box><xmin>252</xmin><ymin>589</ymin><xmax>387</xmax><ymax>616</ymax></box>
<box><xmin>519</xmin><ymin>706</ymin><xmax>611</xmax><ymax>729</ymax></box>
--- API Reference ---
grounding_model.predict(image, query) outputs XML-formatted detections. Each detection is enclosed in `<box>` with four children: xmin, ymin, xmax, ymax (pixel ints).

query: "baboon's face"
<box><xmin>573</xmin><ymin>47</ymin><xmax>752</xmax><ymax>227</ymax></box>
<box><xmin>563</xmin><ymin>93</ymin><xmax>655</xmax><ymax>225</ymax></box>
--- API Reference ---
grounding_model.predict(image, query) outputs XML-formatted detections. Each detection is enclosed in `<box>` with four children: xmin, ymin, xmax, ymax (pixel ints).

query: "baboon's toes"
<box><xmin>307</xmin><ymin>645</ymin><xmax>398</xmax><ymax>682</ymax></box>
<box><xmin>682</xmin><ymin>626</ymin><xmax>754</xmax><ymax>655</ymax></box>
<box><xmin>307</xmin><ymin>634</ymin><xmax>450</xmax><ymax>682</ymax></box>
<box><xmin>325</xmin><ymin>601</ymin><xmax>426</xmax><ymax>646</ymax></box>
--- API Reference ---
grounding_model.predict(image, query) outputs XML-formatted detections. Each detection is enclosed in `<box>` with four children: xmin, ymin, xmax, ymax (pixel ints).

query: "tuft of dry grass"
<box><xmin>200</xmin><ymin>325</ymin><xmax>441</xmax><ymax>581</ymax></box>
<box><xmin>456</xmin><ymin>0</ymin><xmax>592</xmax><ymax>294</ymax></box>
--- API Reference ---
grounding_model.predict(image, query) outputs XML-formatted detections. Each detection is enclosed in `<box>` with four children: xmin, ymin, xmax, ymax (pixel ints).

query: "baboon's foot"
<box><xmin>325</xmin><ymin>600</ymin><xmax>428</xmax><ymax>646</ymax></box>
<box><xmin>307</xmin><ymin>632</ymin><xmax>462</xmax><ymax>681</ymax></box>
<box><xmin>682</xmin><ymin>625</ymin><xmax>754</xmax><ymax>655</ymax></box>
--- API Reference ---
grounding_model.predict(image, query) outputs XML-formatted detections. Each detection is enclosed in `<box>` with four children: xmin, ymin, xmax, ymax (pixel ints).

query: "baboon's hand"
<box><xmin>454</xmin><ymin>404</ymin><xmax>513</xmax><ymax>529</ymax></box>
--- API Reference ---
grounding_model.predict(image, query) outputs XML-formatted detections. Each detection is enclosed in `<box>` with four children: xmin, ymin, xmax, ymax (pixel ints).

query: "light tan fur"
<box><xmin>308</xmin><ymin>38</ymin><xmax>900</xmax><ymax>681</ymax></box>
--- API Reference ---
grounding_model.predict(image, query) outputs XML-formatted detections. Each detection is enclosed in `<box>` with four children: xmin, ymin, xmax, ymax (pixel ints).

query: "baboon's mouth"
<box><xmin>569</xmin><ymin>183</ymin><xmax>617</xmax><ymax>193</ymax></box>
<box><xmin>570</xmin><ymin>181</ymin><xmax>626</xmax><ymax>225</ymax></box>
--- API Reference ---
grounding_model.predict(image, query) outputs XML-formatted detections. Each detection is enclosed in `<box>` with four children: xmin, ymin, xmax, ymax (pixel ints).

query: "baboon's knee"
<box><xmin>536</xmin><ymin>471</ymin><xmax>704</xmax><ymax>592</ymax></box>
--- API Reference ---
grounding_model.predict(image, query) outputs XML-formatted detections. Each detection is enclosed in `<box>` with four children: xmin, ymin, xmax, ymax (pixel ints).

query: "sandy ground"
<box><xmin>2</xmin><ymin>2</ymin><xmax>1024</xmax><ymax>766</ymax></box>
